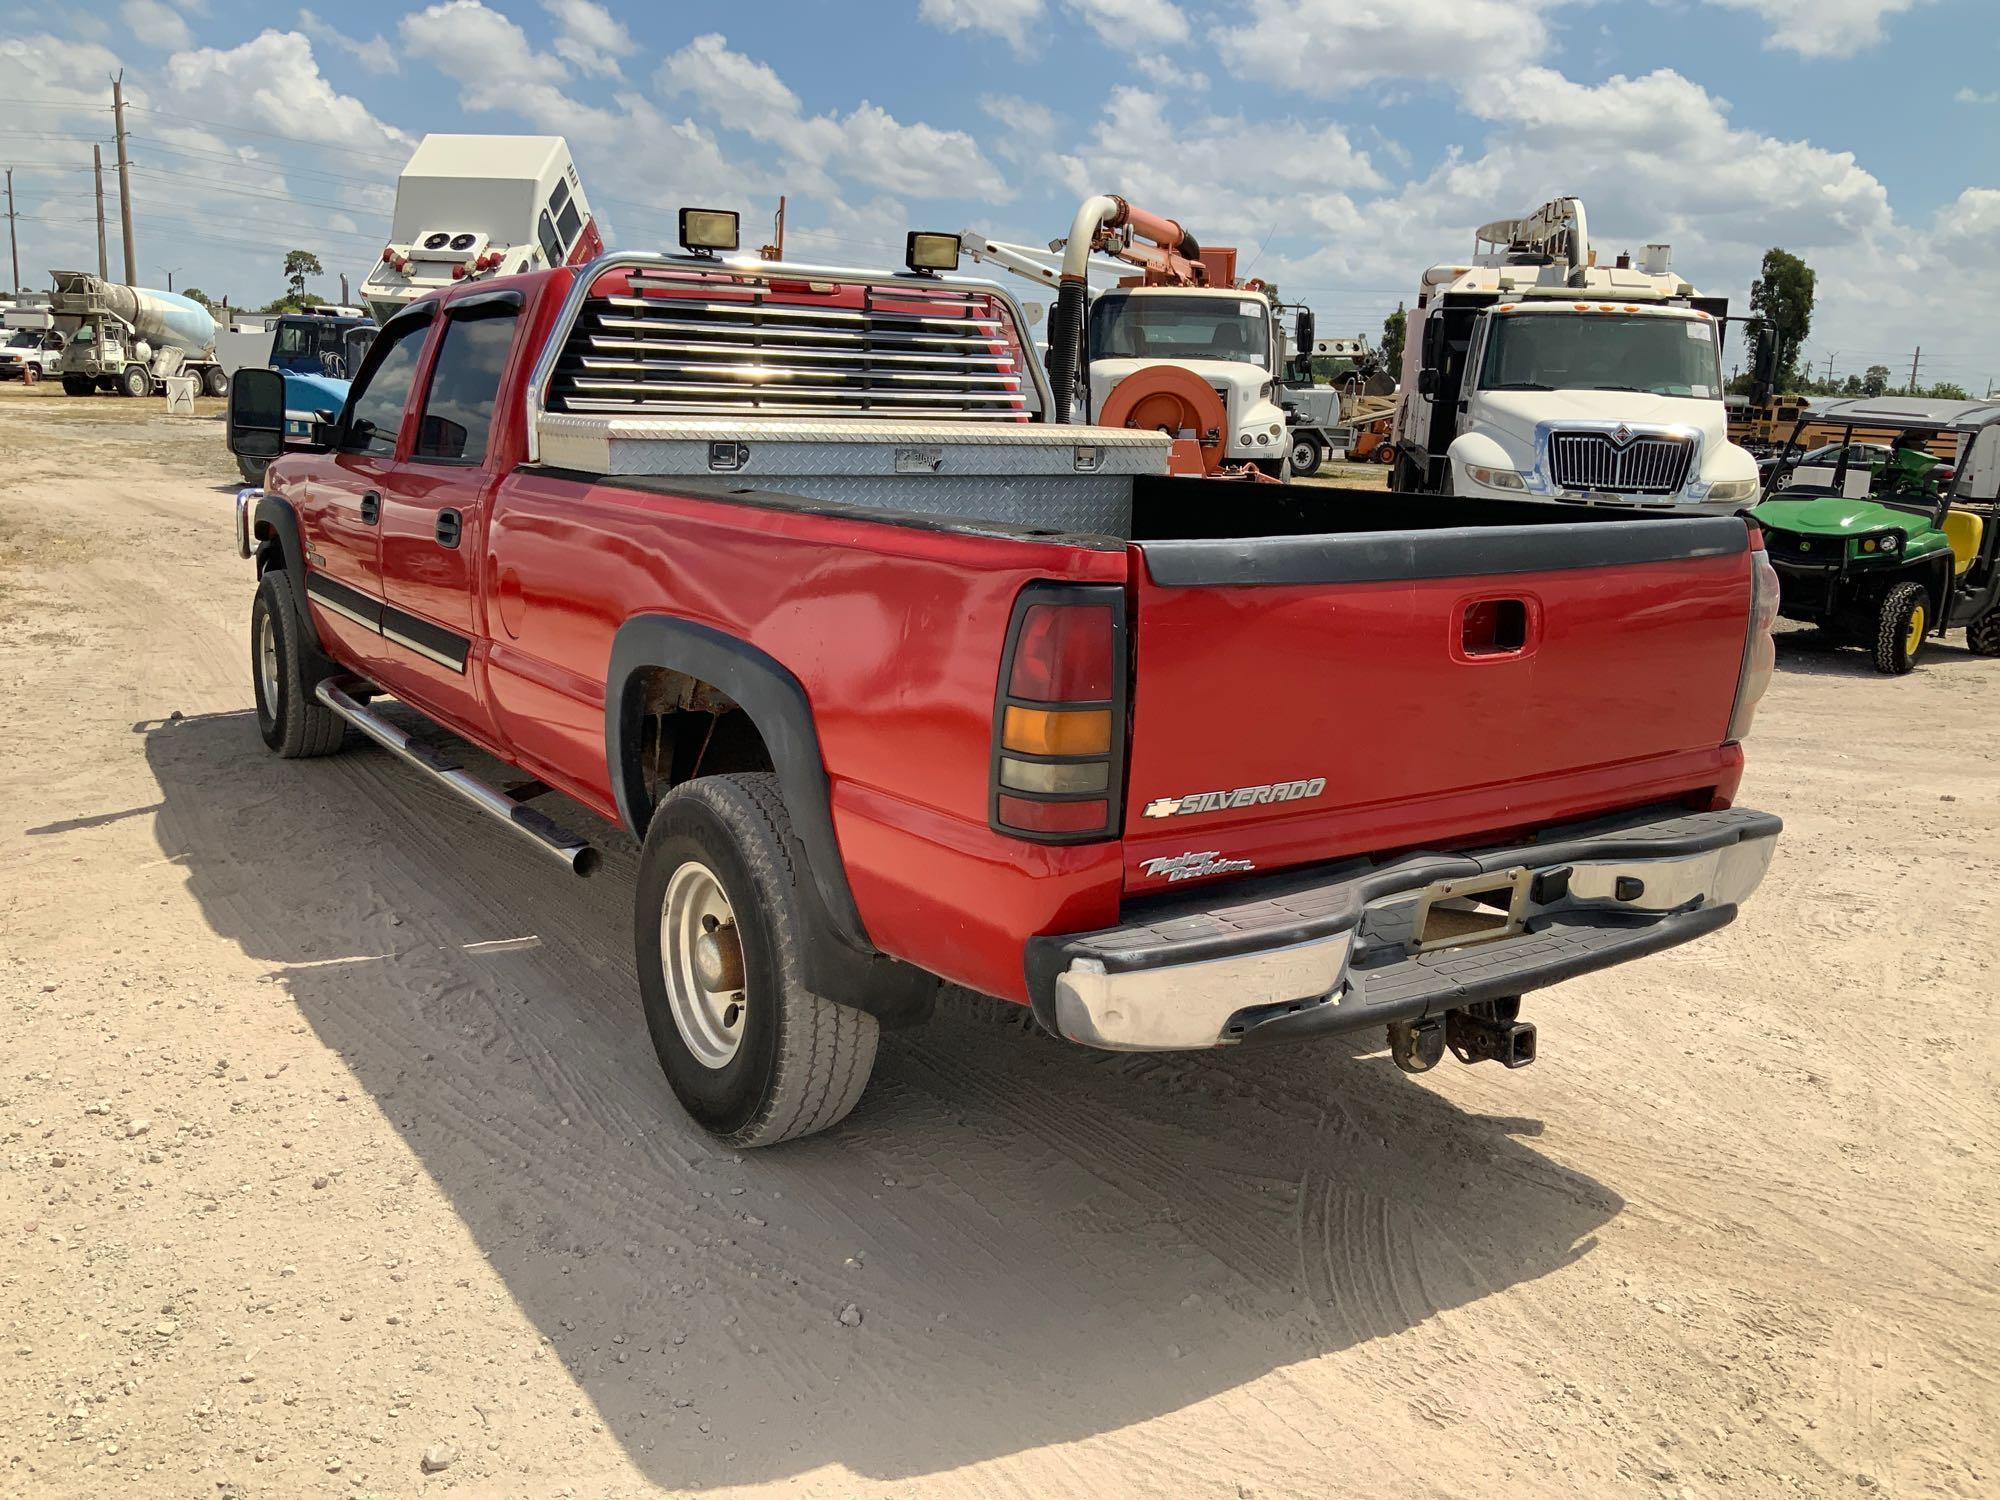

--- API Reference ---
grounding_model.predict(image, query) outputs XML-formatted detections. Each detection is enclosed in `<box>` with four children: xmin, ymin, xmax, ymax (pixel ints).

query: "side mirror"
<box><xmin>310</xmin><ymin>411</ymin><xmax>339</xmax><ymax>448</ymax></box>
<box><xmin>1293</xmin><ymin>309</ymin><xmax>1315</xmax><ymax>354</ymax></box>
<box><xmin>227</xmin><ymin>368</ymin><xmax>285</xmax><ymax>460</ymax></box>
<box><xmin>1417</xmin><ymin>368</ymin><xmax>1439</xmax><ymax>397</ymax></box>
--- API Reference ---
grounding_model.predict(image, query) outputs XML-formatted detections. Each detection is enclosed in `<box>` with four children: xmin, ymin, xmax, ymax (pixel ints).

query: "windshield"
<box><xmin>1479</xmin><ymin>313</ymin><xmax>1721</xmax><ymax>397</ymax></box>
<box><xmin>4</xmin><ymin>330</ymin><xmax>35</xmax><ymax>348</ymax></box>
<box><xmin>1089</xmin><ymin>295</ymin><xmax>1272</xmax><ymax>368</ymax></box>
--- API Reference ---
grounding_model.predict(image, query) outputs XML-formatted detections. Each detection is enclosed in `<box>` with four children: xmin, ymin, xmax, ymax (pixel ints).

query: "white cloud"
<box><xmin>122</xmin><ymin>0</ymin><xmax>192</xmax><ymax>51</ymax></box>
<box><xmin>1954</xmin><ymin>87</ymin><xmax>1997</xmax><ymax>106</ymax></box>
<box><xmin>657</xmin><ymin>33</ymin><xmax>1010</xmax><ymax>201</ymax></box>
<box><xmin>162</xmin><ymin>30</ymin><xmax>413</xmax><ymax>155</ymax></box>
<box><xmin>1067</xmin><ymin>0</ymin><xmax>1190</xmax><ymax>49</ymax></box>
<box><xmin>1135</xmin><ymin>52</ymin><xmax>1209</xmax><ymax>90</ymax></box>
<box><xmin>1218</xmin><ymin>0</ymin><xmax>1570</xmax><ymax>94</ymax></box>
<box><xmin>1049</xmin><ymin>86</ymin><xmax>1382</xmax><ymax>254</ymax></box>
<box><xmin>918</xmin><ymin>0</ymin><xmax>1046</xmax><ymax>56</ymax></box>
<box><xmin>400</xmin><ymin>0</ymin><xmax>567</xmax><ymax>114</ymax></box>
<box><xmin>542</xmin><ymin>0</ymin><xmax>632</xmax><ymax>80</ymax></box>
<box><xmin>296</xmin><ymin>9</ymin><xmax>398</xmax><ymax>74</ymax></box>
<box><xmin>1702</xmin><ymin>0</ymin><xmax>1928</xmax><ymax>60</ymax></box>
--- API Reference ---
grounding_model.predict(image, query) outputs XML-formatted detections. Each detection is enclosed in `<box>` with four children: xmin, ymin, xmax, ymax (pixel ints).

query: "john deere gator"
<box><xmin>1753</xmin><ymin>397</ymin><xmax>2000</xmax><ymax>673</ymax></box>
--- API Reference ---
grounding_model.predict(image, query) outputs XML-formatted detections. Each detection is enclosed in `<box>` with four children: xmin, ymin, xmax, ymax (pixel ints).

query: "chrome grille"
<box><xmin>546</xmin><ymin>268</ymin><xmax>1033</xmax><ymax>422</ymax></box>
<box><xmin>1547</xmin><ymin>431</ymin><xmax>1695</xmax><ymax>494</ymax></box>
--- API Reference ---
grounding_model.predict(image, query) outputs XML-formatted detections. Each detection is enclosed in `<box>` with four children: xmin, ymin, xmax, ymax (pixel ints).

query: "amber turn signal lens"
<box><xmin>1002</xmin><ymin>706</ymin><xmax>1111</xmax><ymax>757</ymax></box>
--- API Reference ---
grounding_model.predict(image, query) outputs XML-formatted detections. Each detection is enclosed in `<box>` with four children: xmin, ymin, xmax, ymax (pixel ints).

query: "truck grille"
<box><xmin>546</xmin><ymin>267</ymin><xmax>1034</xmax><ymax>422</ymax></box>
<box><xmin>1547</xmin><ymin>431</ymin><xmax>1694</xmax><ymax>494</ymax></box>
<box><xmin>1762</xmin><ymin>528</ymin><xmax>1841</xmax><ymax>564</ymax></box>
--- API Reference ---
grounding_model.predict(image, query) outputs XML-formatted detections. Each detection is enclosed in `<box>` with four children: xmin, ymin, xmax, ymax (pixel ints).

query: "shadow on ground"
<box><xmin>1775</xmin><ymin>622</ymin><xmax>1988</xmax><ymax>677</ymax></box>
<box><xmin>133</xmin><ymin>707</ymin><xmax>1621</xmax><ymax>1489</ymax></box>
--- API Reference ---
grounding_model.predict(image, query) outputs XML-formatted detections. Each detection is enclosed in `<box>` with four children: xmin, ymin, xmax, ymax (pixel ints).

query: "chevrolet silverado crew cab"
<box><xmin>226</xmin><ymin>231</ymin><xmax>1782</xmax><ymax>1147</ymax></box>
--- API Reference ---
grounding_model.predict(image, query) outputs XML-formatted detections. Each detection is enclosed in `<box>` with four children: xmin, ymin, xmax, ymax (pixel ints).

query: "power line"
<box><xmin>127</xmin><ymin>164</ymin><xmax>385</xmax><ymax>217</ymax></box>
<box><xmin>120</xmin><ymin>104</ymin><xmax>410</xmax><ymax>164</ymax></box>
<box><xmin>128</xmin><ymin>135</ymin><xmax>392</xmax><ymax>188</ymax></box>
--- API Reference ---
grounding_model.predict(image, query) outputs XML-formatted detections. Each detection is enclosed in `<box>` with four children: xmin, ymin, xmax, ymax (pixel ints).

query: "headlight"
<box><xmin>1468</xmin><ymin>465</ymin><xmax>1527</xmax><ymax>492</ymax></box>
<box><xmin>1238</xmin><ymin>432</ymin><xmax>1252</xmax><ymax>445</ymax></box>
<box><xmin>1705</xmin><ymin>478</ymin><xmax>1759</xmax><ymax>504</ymax></box>
<box><xmin>1870</xmin><ymin>531</ymin><xmax>1900</xmax><ymax>554</ymax></box>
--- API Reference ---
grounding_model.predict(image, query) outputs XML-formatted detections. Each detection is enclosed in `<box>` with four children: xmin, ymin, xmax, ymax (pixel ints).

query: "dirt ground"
<box><xmin>1</xmin><ymin>383</ymin><xmax>1995</xmax><ymax>1500</ymax></box>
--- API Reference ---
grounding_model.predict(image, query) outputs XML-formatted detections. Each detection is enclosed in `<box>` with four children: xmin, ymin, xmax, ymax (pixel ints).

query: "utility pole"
<box><xmin>1822</xmin><ymin>351</ymin><xmax>1836</xmax><ymax>387</ymax></box>
<box><xmin>1907</xmin><ymin>346</ymin><xmax>1921</xmax><ymax>396</ymax></box>
<box><xmin>112</xmin><ymin>71</ymin><xmax>136</xmax><ymax>286</ymax></box>
<box><xmin>4</xmin><ymin>169</ymin><xmax>17</xmax><ymax>295</ymax></box>
<box><xmin>92</xmin><ymin>145</ymin><xmax>109</xmax><ymax>280</ymax></box>
<box><xmin>163</xmin><ymin>267</ymin><xmax>178</xmax><ymax>292</ymax></box>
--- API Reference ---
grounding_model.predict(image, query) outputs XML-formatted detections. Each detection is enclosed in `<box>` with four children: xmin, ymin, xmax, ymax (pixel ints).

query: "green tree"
<box><xmin>180</xmin><ymin>286</ymin><xmax>214</xmax><ymax>312</ymax></box>
<box><xmin>1380</xmin><ymin>303</ymin><xmax>1406</xmax><ymax>374</ymax></box>
<box><xmin>1924</xmin><ymin>380</ymin><xmax>1969</xmax><ymax>401</ymax></box>
<box><xmin>1748</xmin><ymin>248</ymin><xmax>1814</xmax><ymax>393</ymax></box>
<box><xmin>1862</xmin><ymin>364</ymin><xmax>1890</xmax><ymax>397</ymax></box>
<box><xmin>282</xmin><ymin>249</ymin><xmax>324</xmax><ymax>302</ymax></box>
<box><xmin>259</xmin><ymin>291</ymin><xmax>327</xmax><ymax>315</ymax></box>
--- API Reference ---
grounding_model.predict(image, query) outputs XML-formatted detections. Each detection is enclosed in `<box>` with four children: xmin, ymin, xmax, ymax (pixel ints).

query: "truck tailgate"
<box><xmin>1123</xmin><ymin>518</ymin><xmax>1754</xmax><ymax>892</ymax></box>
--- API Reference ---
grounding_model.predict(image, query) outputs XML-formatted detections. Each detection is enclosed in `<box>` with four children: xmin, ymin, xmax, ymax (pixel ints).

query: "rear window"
<box><xmin>414</xmin><ymin>310</ymin><xmax>517</xmax><ymax>463</ymax></box>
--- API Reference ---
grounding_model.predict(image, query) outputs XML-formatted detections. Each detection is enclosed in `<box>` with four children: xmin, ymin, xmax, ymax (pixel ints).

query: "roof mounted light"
<box><xmin>905</xmin><ymin>231</ymin><xmax>962</xmax><ymax>275</ymax></box>
<box><xmin>678</xmin><ymin>208</ymin><xmax>739</xmax><ymax>257</ymax></box>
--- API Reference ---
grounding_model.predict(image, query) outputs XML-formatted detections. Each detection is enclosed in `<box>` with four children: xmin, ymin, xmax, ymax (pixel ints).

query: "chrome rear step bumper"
<box><xmin>1025</xmin><ymin>805</ymin><xmax>1779</xmax><ymax>1052</ymax></box>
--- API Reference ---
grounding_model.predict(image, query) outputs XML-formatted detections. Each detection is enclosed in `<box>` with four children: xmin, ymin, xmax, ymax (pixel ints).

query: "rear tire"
<box><xmin>1289</xmin><ymin>435</ymin><xmax>1323</xmax><ymax>477</ymax></box>
<box><xmin>251</xmin><ymin>571</ymin><xmax>346</xmax><ymax>757</ymax></box>
<box><xmin>635</xmin><ymin>773</ymin><xmax>878</xmax><ymax>1147</ymax></box>
<box><xmin>203</xmin><ymin>365</ymin><xmax>230</xmax><ymax>398</ymax></box>
<box><xmin>61</xmin><ymin>375</ymin><xmax>94</xmax><ymax>397</ymax></box>
<box><xmin>1967</xmin><ymin>609</ymin><xmax>2000</xmax><ymax>657</ymax></box>
<box><xmin>121</xmin><ymin>365</ymin><xmax>151</xmax><ymax>398</ymax></box>
<box><xmin>1872</xmin><ymin>581</ymin><xmax>1928</xmax><ymax>675</ymax></box>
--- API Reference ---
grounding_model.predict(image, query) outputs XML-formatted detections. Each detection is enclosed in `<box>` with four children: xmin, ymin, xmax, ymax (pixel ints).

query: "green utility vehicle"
<box><xmin>1754</xmin><ymin>397</ymin><xmax>2000</xmax><ymax>673</ymax></box>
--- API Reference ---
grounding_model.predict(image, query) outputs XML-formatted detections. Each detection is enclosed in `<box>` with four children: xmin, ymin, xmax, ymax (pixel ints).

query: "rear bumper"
<box><xmin>1025</xmin><ymin>805</ymin><xmax>1779</xmax><ymax>1051</ymax></box>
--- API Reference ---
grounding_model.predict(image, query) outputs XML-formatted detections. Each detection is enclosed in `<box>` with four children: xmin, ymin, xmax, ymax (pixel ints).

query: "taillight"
<box><xmin>991</xmin><ymin>584</ymin><xmax>1125</xmax><ymax>842</ymax></box>
<box><xmin>1727</xmin><ymin>543</ymin><xmax>1780</xmax><ymax>742</ymax></box>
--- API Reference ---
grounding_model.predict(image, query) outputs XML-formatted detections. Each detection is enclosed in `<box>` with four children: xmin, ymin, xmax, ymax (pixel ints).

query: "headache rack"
<box><xmin>532</xmin><ymin>251</ymin><xmax>1051</xmax><ymax>432</ymax></box>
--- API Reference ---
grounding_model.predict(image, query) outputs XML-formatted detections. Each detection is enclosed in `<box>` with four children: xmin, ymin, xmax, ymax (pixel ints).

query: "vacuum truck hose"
<box><xmin>1048</xmin><ymin>281</ymin><xmax>1089</xmax><ymax>424</ymax></box>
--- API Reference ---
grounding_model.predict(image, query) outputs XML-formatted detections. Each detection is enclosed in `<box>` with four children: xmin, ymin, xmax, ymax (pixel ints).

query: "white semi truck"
<box><xmin>1390</xmin><ymin>197</ymin><xmax>1760</xmax><ymax>513</ymax></box>
<box><xmin>49</xmin><ymin>272</ymin><xmax>228</xmax><ymax>397</ymax></box>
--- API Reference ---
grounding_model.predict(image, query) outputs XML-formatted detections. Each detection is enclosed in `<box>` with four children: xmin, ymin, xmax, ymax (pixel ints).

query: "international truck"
<box><xmin>222</xmin><ymin>225</ymin><xmax>1782</xmax><ymax>1147</ymax></box>
<box><xmin>1391</xmin><ymin>197</ymin><xmax>1761</xmax><ymax>513</ymax></box>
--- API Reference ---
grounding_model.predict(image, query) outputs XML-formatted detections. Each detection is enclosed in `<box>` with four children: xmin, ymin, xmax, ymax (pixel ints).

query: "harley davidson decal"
<box><xmin>1141</xmin><ymin>851</ymin><xmax>1256</xmax><ymax>883</ymax></box>
<box><xmin>1141</xmin><ymin>777</ymin><xmax>1327</xmax><ymax>819</ymax></box>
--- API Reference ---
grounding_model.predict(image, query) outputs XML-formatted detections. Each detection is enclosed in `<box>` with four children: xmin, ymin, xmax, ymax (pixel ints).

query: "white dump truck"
<box><xmin>1390</xmin><ymin>197</ymin><xmax>1760</xmax><ymax>513</ymax></box>
<box><xmin>360</xmin><ymin>134</ymin><xmax>602</xmax><ymax>322</ymax></box>
<box><xmin>50</xmin><ymin>272</ymin><xmax>228</xmax><ymax>397</ymax></box>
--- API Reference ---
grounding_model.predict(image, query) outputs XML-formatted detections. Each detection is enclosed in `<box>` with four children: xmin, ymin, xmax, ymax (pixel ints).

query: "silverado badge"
<box><xmin>1143</xmin><ymin>776</ymin><xmax>1327</xmax><ymax>818</ymax></box>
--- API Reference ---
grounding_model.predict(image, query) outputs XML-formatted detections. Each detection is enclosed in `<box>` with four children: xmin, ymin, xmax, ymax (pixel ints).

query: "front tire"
<box><xmin>121</xmin><ymin>365</ymin><xmax>151</xmax><ymax>398</ymax></box>
<box><xmin>635</xmin><ymin>773</ymin><xmax>878</xmax><ymax>1147</ymax></box>
<box><xmin>61</xmin><ymin>374</ymin><xmax>94</xmax><ymax>397</ymax></box>
<box><xmin>1289</xmin><ymin>435</ymin><xmax>1323</xmax><ymax>477</ymax></box>
<box><xmin>251</xmin><ymin>571</ymin><xmax>346</xmax><ymax>757</ymax></box>
<box><xmin>237</xmin><ymin>453</ymin><xmax>271</xmax><ymax>486</ymax></box>
<box><xmin>1873</xmin><ymin>581</ymin><xmax>1928</xmax><ymax>675</ymax></box>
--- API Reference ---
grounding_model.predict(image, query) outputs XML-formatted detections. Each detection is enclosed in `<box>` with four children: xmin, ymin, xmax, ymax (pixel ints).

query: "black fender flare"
<box><xmin>249</xmin><ymin>492</ymin><xmax>341</xmax><ymax>684</ymax></box>
<box><xmin>605</xmin><ymin>615</ymin><xmax>936</xmax><ymax>1026</ymax></box>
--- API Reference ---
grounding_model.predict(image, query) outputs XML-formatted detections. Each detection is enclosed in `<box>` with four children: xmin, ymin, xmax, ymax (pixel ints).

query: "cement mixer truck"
<box><xmin>49</xmin><ymin>271</ymin><xmax>228</xmax><ymax>398</ymax></box>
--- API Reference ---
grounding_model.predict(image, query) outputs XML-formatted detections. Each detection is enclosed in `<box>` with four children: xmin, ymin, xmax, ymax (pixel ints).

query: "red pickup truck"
<box><xmin>226</xmin><ymin>245</ymin><xmax>1781</xmax><ymax>1147</ymax></box>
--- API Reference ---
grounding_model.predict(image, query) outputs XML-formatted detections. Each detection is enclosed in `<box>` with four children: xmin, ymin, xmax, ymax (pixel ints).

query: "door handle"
<box><xmin>435</xmin><ymin>509</ymin><xmax>462</xmax><ymax>549</ymax></box>
<box><xmin>359</xmin><ymin>491</ymin><xmax>380</xmax><ymax>526</ymax></box>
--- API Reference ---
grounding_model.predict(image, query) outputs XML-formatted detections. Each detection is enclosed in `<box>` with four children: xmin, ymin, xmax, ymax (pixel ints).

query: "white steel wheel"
<box><xmin>661</xmin><ymin>859</ymin><xmax>749</xmax><ymax>1068</ymax></box>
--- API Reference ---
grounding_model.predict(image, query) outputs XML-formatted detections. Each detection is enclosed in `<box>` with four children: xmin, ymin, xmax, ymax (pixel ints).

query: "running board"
<box><xmin>315</xmin><ymin>678</ymin><xmax>601</xmax><ymax>877</ymax></box>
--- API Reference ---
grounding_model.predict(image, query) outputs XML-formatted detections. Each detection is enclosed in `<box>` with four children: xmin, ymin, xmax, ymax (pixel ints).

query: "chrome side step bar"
<box><xmin>315</xmin><ymin>678</ymin><xmax>600</xmax><ymax>877</ymax></box>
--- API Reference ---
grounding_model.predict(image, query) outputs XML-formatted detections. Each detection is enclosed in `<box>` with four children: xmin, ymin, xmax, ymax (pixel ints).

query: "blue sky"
<box><xmin>6</xmin><ymin>0</ymin><xmax>1997</xmax><ymax>389</ymax></box>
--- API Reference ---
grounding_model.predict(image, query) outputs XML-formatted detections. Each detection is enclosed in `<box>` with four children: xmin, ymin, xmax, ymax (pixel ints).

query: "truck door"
<box><xmin>375</xmin><ymin>290</ymin><xmax>523</xmax><ymax>738</ymax></box>
<box><xmin>293</xmin><ymin>309</ymin><xmax>432</xmax><ymax>675</ymax></box>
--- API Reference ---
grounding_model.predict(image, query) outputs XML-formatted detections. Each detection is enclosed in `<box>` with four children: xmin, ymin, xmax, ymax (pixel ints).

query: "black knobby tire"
<box><xmin>238</xmin><ymin>453</ymin><xmax>271</xmax><ymax>486</ymax></box>
<box><xmin>634</xmin><ymin>773</ymin><xmax>878</xmax><ymax>1147</ymax></box>
<box><xmin>203</xmin><ymin>365</ymin><xmax>230</xmax><ymax>398</ymax></box>
<box><xmin>1872</xmin><ymin>580</ymin><xmax>1928</xmax><ymax>675</ymax></box>
<box><xmin>1289</xmin><ymin>435</ymin><xmax>1323</xmax><ymax>477</ymax></box>
<box><xmin>1968</xmin><ymin>609</ymin><xmax>2000</xmax><ymax>657</ymax></box>
<box><xmin>121</xmin><ymin>365</ymin><xmax>150</xmax><ymax>398</ymax></box>
<box><xmin>61</xmin><ymin>374</ymin><xmax>94</xmax><ymax>397</ymax></box>
<box><xmin>251</xmin><ymin>571</ymin><xmax>346</xmax><ymax>757</ymax></box>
